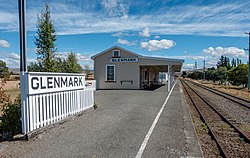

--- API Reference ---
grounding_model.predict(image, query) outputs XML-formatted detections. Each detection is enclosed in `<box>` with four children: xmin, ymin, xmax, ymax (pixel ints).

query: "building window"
<box><xmin>106</xmin><ymin>65</ymin><xmax>115</xmax><ymax>81</ymax></box>
<box><xmin>112</xmin><ymin>50</ymin><xmax>120</xmax><ymax>58</ymax></box>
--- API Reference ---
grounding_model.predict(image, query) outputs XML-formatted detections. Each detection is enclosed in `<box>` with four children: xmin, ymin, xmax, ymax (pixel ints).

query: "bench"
<box><xmin>120</xmin><ymin>80</ymin><xmax>133</xmax><ymax>85</ymax></box>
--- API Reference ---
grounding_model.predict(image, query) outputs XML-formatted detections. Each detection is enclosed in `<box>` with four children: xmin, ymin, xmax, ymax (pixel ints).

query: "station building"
<box><xmin>91</xmin><ymin>46</ymin><xmax>184</xmax><ymax>91</ymax></box>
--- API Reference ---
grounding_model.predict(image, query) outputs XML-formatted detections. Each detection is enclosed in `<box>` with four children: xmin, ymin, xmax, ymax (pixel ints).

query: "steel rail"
<box><xmin>187</xmin><ymin>80</ymin><xmax>250</xmax><ymax>110</ymax></box>
<box><xmin>180</xmin><ymin>79</ymin><xmax>228</xmax><ymax>158</ymax></box>
<box><xmin>182</xmin><ymin>79</ymin><xmax>250</xmax><ymax>143</ymax></box>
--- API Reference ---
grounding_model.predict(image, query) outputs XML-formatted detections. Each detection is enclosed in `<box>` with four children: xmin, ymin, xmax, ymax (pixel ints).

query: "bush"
<box><xmin>0</xmin><ymin>94</ymin><xmax>21</xmax><ymax>140</ymax></box>
<box><xmin>0</xmin><ymin>80</ymin><xmax>10</xmax><ymax>104</ymax></box>
<box><xmin>187</xmin><ymin>71</ymin><xmax>203</xmax><ymax>80</ymax></box>
<box><xmin>227</xmin><ymin>64</ymin><xmax>248</xmax><ymax>87</ymax></box>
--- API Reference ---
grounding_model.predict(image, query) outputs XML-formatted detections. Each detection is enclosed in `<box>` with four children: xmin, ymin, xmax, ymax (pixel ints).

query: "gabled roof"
<box><xmin>91</xmin><ymin>45</ymin><xmax>142</xmax><ymax>59</ymax></box>
<box><xmin>91</xmin><ymin>45</ymin><xmax>184</xmax><ymax>64</ymax></box>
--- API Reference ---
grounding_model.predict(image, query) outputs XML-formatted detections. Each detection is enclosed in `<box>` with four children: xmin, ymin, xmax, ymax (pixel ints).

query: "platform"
<box><xmin>1</xmin><ymin>80</ymin><xmax>203</xmax><ymax>158</ymax></box>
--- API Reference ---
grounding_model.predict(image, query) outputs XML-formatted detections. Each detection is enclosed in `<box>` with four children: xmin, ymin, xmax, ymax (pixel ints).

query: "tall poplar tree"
<box><xmin>35</xmin><ymin>4</ymin><xmax>57</xmax><ymax>72</ymax></box>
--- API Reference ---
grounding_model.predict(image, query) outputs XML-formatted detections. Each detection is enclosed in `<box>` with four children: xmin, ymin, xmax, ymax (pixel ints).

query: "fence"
<box><xmin>20</xmin><ymin>72</ymin><xmax>96</xmax><ymax>134</ymax></box>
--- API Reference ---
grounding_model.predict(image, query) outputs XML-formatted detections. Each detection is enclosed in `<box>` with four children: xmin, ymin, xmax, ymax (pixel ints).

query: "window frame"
<box><xmin>112</xmin><ymin>50</ymin><xmax>121</xmax><ymax>58</ymax></box>
<box><xmin>105</xmin><ymin>64</ymin><xmax>116</xmax><ymax>82</ymax></box>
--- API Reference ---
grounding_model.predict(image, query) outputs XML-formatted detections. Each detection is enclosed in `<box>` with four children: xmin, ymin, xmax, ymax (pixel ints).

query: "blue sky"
<box><xmin>0</xmin><ymin>0</ymin><xmax>249</xmax><ymax>70</ymax></box>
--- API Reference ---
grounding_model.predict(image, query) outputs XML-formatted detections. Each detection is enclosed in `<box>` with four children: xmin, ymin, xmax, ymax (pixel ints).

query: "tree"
<box><xmin>228</xmin><ymin>64</ymin><xmax>248</xmax><ymax>87</ymax></box>
<box><xmin>231</xmin><ymin>58</ymin><xmax>236</xmax><ymax>67</ymax></box>
<box><xmin>54</xmin><ymin>57</ymin><xmax>66</xmax><ymax>72</ymax></box>
<box><xmin>83</xmin><ymin>64</ymin><xmax>90</xmax><ymax>76</ymax></box>
<box><xmin>0</xmin><ymin>60</ymin><xmax>9</xmax><ymax>79</ymax></box>
<box><xmin>181</xmin><ymin>71</ymin><xmax>187</xmax><ymax>78</ymax></box>
<box><xmin>28</xmin><ymin>62</ymin><xmax>42</xmax><ymax>72</ymax></box>
<box><xmin>187</xmin><ymin>71</ymin><xmax>203</xmax><ymax>80</ymax></box>
<box><xmin>236</xmin><ymin>58</ymin><xmax>242</xmax><ymax>66</ymax></box>
<box><xmin>217</xmin><ymin>56</ymin><xmax>231</xmax><ymax>70</ymax></box>
<box><xmin>216</xmin><ymin>55</ymin><xmax>224</xmax><ymax>68</ymax></box>
<box><xmin>227</xmin><ymin>67</ymin><xmax>237</xmax><ymax>86</ymax></box>
<box><xmin>64</xmin><ymin>52</ymin><xmax>82</xmax><ymax>73</ymax></box>
<box><xmin>205</xmin><ymin>69</ymin><xmax>216</xmax><ymax>82</ymax></box>
<box><xmin>214</xmin><ymin>67</ymin><xmax>227</xmax><ymax>84</ymax></box>
<box><xmin>226</xmin><ymin>57</ymin><xmax>231</xmax><ymax>69</ymax></box>
<box><xmin>34</xmin><ymin>4</ymin><xmax>57</xmax><ymax>72</ymax></box>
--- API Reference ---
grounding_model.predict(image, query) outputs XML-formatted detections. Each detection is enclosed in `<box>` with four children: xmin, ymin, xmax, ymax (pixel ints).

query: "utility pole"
<box><xmin>245</xmin><ymin>32</ymin><xmax>250</xmax><ymax>90</ymax></box>
<box><xmin>19</xmin><ymin>0</ymin><xmax>27</xmax><ymax>72</ymax></box>
<box><xmin>19</xmin><ymin>0</ymin><xmax>27</xmax><ymax>134</ymax></box>
<box><xmin>195</xmin><ymin>61</ymin><xmax>197</xmax><ymax>70</ymax></box>
<box><xmin>203</xmin><ymin>58</ymin><xmax>206</xmax><ymax>80</ymax></box>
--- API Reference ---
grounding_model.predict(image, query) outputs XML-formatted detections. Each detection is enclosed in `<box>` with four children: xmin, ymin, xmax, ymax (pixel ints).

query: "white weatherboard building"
<box><xmin>91</xmin><ymin>46</ymin><xmax>184</xmax><ymax>90</ymax></box>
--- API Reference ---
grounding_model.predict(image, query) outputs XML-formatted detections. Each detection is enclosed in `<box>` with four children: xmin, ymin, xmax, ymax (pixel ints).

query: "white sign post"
<box><xmin>21</xmin><ymin>72</ymin><xmax>96</xmax><ymax>135</ymax></box>
<box><xmin>28</xmin><ymin>72</ymin><xmax>86</xmax><ymax>94</ymax></box>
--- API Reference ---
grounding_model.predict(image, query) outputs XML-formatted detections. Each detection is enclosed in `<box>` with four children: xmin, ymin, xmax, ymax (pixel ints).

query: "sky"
<box><xmin>0</xmin><ymin>0</ymin><xmax>250</xmax><ymax>70</ymax></box>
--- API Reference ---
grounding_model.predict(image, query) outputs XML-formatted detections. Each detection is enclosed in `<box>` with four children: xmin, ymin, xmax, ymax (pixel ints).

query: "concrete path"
<box><xmin>1</xmin><ymin>81</ymin><xmax>202</xmax><ymax>158</ymax></box>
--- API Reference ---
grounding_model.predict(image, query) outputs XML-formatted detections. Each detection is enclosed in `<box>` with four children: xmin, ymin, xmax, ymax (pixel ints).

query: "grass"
<box><xmin>0</xmin><ymin>80</ymin><xmax>20</xmax><ymax>116</ymax></box>
<box><xmin>93</xmin><ymin>103</ymin><xmax>98</xmax><ymax>109</ymax></box>
<box><xmin>201</xmin><ymin>123</ymin><xmax>209</xmax><ymax>133</ymax></box>
<box><xmin>192</xmin><ymin>79</ymin><xmax>250</xmax><ymax>100</ymax></box>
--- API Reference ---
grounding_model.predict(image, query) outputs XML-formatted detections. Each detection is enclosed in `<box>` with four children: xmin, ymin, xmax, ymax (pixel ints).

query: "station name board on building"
<box><xmin>28</xmin><ymin>73</ymin><xmax>85</xmax><ymax>95</ymax></box>
<box><xmin>110</xmin><ymin>58</ymin><xmax>138</xmax><ymax>63</ymax></box>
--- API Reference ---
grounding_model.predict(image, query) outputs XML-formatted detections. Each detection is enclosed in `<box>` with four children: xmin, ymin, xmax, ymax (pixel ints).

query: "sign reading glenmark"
<box><xmin>110</xmin><ymin>58</ymin><xmax>138</xmax><ymax>63</ymax></box>
<box><xmin>28</xmin><ymin>72</ymin><xmax>85</xmax><ymax>95</ymax></box>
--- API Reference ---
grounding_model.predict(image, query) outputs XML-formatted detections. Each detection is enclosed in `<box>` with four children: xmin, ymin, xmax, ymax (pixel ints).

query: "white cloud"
<box><xmin>117</xmin><ymin>39</ymin><xmax>129</xmax><ymax>45</ymax></box>
<box><xmin>54</xmin><ymin>51</ymin><xmax>93</xmax><ymax>69</ymax></box>
<box><xmin>76</xmin><ymin>53</ymin><xmax>91</xmax><ymax>62</ymax></box>
<box><xmin>206</xmin><ymin>60</ymin><xmax>218</xmax><ymax>68</ymax></box>
<box><xmin>112</xmin><ymin>32</ymin><xmax>124</xmax><ymax>37</ymax></box>
<box><xmin>203</xmin><ymin>47</ymin><xmax>246</xmax><ymax>57</ymax></box>
<box><xmin>0</xmin><ymin>52</ymin><xmax>36</xmax><ymax>68</ymax></box>
<box><xmin>9</xmin><ymin>53</ymin><xmax>20</xmax><ymax>60</ymax></box>
<box><xmin>112</xmin><ymin>32</ymin><xmax>136</xmax><ymax>37</ymax></box>
<box><xmin>154</xmin><ymin>36</ymin><xmax>160</xmax><ymax>39</ymax></box>
<box><xmin>117</xmin><ymin>39</ymin><xmax>136</xmax><ymax>46</ymax></box>
<box><xmin>55</xmin><ymin>52</ymin><xmax>91</xmax><ymax>62</ymax></box>
<box><xmin>101</xmin><ymin>0</ymin><xmax>129</xmax><ymax>18</ymax></box>
<box><xmin>0</xmin><ymin>40</ymin><xmax>10</xmax><ymax>48</ymax></box>
<box><xmin>140</xmin><ymin>39</ymin><xmax>176</xmax><ymax>51</ymax></box>
<box><xmin>49</xmin><ymin>1</ymin><xmax>250</xmax><ymax>36</ymax></box>
<box><xmin>139</xmin><ymin>28</ymin><xmax>150</xmax><ymax>37</ymax></box>
<box><xmin>55</xmin><ymin>52</ymin><xmax>70</xmax><ymax>59</ymax></box>
<box><xmin>0</xmin><ymin>1</ymin><xmax>249</xmax><ymax>37</ymax></box>
<box><xmin>182</xmin><ymin>63</ymin><xmax>195</xmax><ymax>70</ymax></box>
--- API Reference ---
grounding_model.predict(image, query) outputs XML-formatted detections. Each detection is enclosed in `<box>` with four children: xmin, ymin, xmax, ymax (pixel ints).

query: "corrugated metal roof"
<box><xmin>91</xmin><ymin>46</ymin><xmax>184</xmax><ymax>64</ymax></box>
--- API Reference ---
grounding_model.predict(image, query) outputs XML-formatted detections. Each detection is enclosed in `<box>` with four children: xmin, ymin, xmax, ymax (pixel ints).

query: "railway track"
<box><xmin>187</xmin><ymin>80</ymin><xmax>250</xmax><ymax>110</ymax></box>
<box><xmin>181</xmin><ymin>79</ymin><xmax>250</xmax><ymax>158</ymax></box>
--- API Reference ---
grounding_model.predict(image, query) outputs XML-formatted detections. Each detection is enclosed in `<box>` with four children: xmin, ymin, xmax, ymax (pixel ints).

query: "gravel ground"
<box><xmin>0</xmin><ymin>82</ymin><xmax>201</xmax><ymax>158</ymax></box>
<box><xmin>187</xmin><ymin>80</ymin><xmax>250</xmax><ymax>125</ymax></box>
<box><xmin>182</xmin><ymin>80</ymin><xmax>250</xmax><ymax>157</ymax></box>
<box><xmin>181</xmin><ymin>81</ymin><xmax>222</xmax><ymax>158</ymax></box>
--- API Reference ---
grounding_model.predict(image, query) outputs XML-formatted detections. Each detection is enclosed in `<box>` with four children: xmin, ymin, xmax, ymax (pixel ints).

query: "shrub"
<box><xmin>0</xmin><ymin>80</ymin><xmax>10</xmax><ymax>104</ymax></box>
<box><xmin>0</xmin><ymin>94</ymin><xmax>21</xmax><ymax>140</ymax></box>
